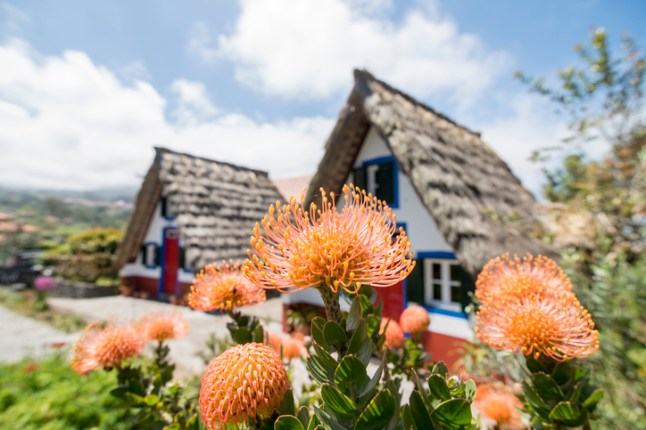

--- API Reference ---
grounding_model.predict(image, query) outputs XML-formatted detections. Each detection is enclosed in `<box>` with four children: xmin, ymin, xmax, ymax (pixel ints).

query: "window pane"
<box><xmin>451</xmin><ymin>285</ymin><xmax>461</xmax><ymax>303</ymax></box>
<box><xmin>406</xmin><ymin>259</ymin><xmax>424</xmax><ymax>304</ymax></box>
<box><xmin>433</xmin><ymin>282</ymin><xmax>442</xmax><ymax>301</ymax></box>
<box><xmin>352</xmin><ymin>166</ymin><xmax>368</xmax><ymax>191</ymax></box>
<box><xmin>432</xmin><ymin>263</ymin><xmax>441</xmax><ymax>281</ymax></box>
<box><xmin>375</xmin><ymin>162</ymin><xmax>394</xmax><ymax>204</ymax></box>
<box><xmin>449</xmin><ymin>263</ymin><xmax>460</xmax><ymax>281</ymax></box>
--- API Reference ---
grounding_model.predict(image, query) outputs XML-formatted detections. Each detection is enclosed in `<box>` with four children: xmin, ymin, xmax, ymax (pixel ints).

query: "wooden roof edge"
<box><xmin>116</xmin><ymin>160</ymin><xmax>162</xmax><ymax>268</ymax></box>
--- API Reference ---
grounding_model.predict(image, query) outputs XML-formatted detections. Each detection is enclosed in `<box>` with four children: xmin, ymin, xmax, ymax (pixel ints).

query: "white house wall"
<box><xmin>120</xmin><ymin>201</ymin><xmax>195</xmax><ymax>284</ymax></box>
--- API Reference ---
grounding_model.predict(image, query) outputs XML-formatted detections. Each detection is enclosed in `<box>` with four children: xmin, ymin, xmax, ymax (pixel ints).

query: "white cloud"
<box><xmin>187</xmin><ymin>20</ymin><xmax>217</xmax><ymax>63</ymax></box>
<box><xmin>119</xmin><ymin>60</ymin><xmax>151</xmax><ymax>83</ymax></box>
<box><xmin>0</xmin><ymin>39</ymin><xmax>332</xmax><ymax>190</ymax></box>
<box><xmin>216</xmin><ymin>0</ymin><xmax>509</xmax><ymax>103</ymax></box>
<box><xmin>170</xmin><ymin>79</ymin><xmax>218</xmax><ymax>125</ymax></box>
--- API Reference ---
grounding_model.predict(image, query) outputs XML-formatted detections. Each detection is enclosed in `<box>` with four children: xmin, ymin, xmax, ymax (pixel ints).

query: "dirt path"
<box><xmin>0</xmin><ymin>305</ymin><xmax>78</xmax><ymax>362</ymax></box>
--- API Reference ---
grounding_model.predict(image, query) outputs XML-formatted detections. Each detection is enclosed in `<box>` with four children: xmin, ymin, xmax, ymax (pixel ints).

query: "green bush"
<box><xmin>0</xmin><ymin>352</ymin><xmax>128</xmax><ymax>430</ymax></box>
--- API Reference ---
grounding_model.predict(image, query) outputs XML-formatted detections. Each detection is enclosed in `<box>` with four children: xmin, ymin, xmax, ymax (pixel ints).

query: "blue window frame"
<box><xmin>352</xmin><ymin>156</ymin><xmax>399</xmax><ymax>208</ymax></box>
<box><xmin>404</xmin><ymin>250</ymin><xmax>472</xmax><ymax>318</ymax></box>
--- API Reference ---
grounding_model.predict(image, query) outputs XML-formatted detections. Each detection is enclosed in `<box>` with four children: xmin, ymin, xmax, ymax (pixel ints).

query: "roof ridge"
<box><xmin>353</xmin><ymin>69</ymin><xmax>481</xmax><ymax>137</ymax></box>
<box><xmin>153</xmin><ymin>146</ymin><xmax>270</xmax><ymax>177</ymax></box>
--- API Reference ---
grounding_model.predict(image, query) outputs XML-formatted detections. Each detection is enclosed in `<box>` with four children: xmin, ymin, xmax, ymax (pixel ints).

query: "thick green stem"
<box><xmin>316</xmin><ymin>286</ymin><xmax>342</xmax><ymax>324</ymax></box>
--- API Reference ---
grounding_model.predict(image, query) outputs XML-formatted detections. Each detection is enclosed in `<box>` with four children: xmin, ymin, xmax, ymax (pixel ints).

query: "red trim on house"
<box><xmin>421</xmin><ymin>331</ymin><xmax>467</xmax><ymax>369</ymax></box>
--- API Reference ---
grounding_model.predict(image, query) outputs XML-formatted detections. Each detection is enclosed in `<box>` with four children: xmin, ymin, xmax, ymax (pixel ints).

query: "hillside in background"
<box><xmin>0</xmin><ymin>187</ymin><xmax>135</xmax><ymax>263</ymax></box>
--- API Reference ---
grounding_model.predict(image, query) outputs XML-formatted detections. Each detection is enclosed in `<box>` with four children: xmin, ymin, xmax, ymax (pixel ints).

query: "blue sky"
<box><xmin>0</xmin><ymin>0</ymin><xmax>644</xmax><ymax>194</ymax></box>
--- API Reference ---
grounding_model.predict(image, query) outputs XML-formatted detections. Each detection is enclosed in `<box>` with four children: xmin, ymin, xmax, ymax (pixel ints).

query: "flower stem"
<box><xmin>316</xmin><ymin>286</ymin><xmax>342</xmax><ymax>324</ymax></box>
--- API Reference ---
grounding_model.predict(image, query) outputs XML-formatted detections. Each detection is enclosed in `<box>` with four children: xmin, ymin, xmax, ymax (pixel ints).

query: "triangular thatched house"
<box><xmin>116</xmin><ymin>147</ymin><xmax>284</xmax><ymax>300</ymax></box>
<box><xmin>292</xmin><ymin>69</ymin><xmax>553</xmax><ymax>364</ymax></box>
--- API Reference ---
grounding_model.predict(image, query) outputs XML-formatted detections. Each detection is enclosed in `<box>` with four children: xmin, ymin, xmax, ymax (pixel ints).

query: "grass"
<box><xmin>0</xmin><ymin>289</ymin><xmax>86</xmax><ymax>333</ymax></box>
<box><xmin>0</xmin><ymin>351</ymin><xmax>129</xmax><ymax>430</ymax></box>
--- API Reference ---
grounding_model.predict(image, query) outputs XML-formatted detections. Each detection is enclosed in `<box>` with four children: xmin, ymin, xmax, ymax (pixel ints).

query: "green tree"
<box><xmin>517</xmin><ymin>28</ymin><xmax>646</xmax><ymax>428</ymax></box>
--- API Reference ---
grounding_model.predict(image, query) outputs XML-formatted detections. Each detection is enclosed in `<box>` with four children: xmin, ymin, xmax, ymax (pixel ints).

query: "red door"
<box><xmin>162</xmin><ymin>228</ymin><xmax>179</xmax><ymax>295</ymax></box>
<box><xmin>375</xmin><ymin>280</ymin><xmax>404</xmax><ymax>321</ymax></box>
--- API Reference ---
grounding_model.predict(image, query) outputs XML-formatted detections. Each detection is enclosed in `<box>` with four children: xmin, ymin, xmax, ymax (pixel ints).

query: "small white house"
<box><xmin>116</xmin><ymin>147</ymin><xmax>284</xmax><ymax>300</ymax></box>
<box><xmin>289</xmin><ymin>70</ymin><xmax>552</xmax><ymax>366</ymax></box>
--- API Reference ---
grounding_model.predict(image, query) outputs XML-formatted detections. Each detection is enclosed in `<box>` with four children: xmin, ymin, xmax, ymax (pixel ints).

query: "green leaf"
<box><xmin>581</xmin><ymin>388</ymin><xmax>604</xmax><ymax>410</ymax></box>
<box><xmin>531</xmin><ymin>372</ymin><xmax>565</xmax><ymax>404</ymax></box>
<box><xmin>275</xmin><ymin>415</ymin><xmax>305</xmax><ymax>430</ymax></box>
<box><xmin>401</xmin><ymin>404</ymin><xmax>417</xmax><ymax>430</ymax></box>
<box><xmin>296</xmin><ymin>406</ymin><xmax>310</xmax><ymax>429</ymax></box>
<box><xmin>525</xmin><ymin>355</ymin><xmax>548</xmax><ymax>374</ymax></box>
<box><xmin>549</xmin><ymin>402</ymin><xmax>581</xmax><ymax>421</ymax></box>
<box><xmin>321</xmin><ymin>383</ymin><xmax>358</xmax><ymax>420</ymax></box>
<box><xmin>323</xmin><ymin>321</ymin><xmax>348</xmax><ymax>345</ymax></box>
<box><xmin>408</xmin><ymin>390</ymin><xmax>434</xmax><ymax>430</ymax></box>
<box><xmin>315</xmin><ymin>407</ymin><xmax>346</xmax><ymax>430</ymax></box>
<box><xmin>431</xmin><ymin>362</ymin><xmax>449</xmax><ymax>377</ymax></box>
<box><xmin>358</xmin><ymin>359</ymin><xmax>384</xmax><ymax>397</ymax></box>
<box><xmin>143</xmin><ymin>394</ymin><xmax>159</xmax><ymax>406</ymax></box>
<box><xmin>354</xmin><ymin>389</ymin><xmax>396</xmax><ymax>430</ymax></box>
<box><xmin>365</xmin><ymin>315</ymin><xmax>380</xmax><ymax>338</ymax></box>
<box><xmin>310</xmin><ymin>317</ymin><xmax>329</xmax><ymax>349</ymax></box>
<box><xmin>427</xmin><ymin>375</ymin><xmax>451</xmax><ymax>401</ymax></box>
<box><xmin>230</xmin><ymin>327</ymin><xmax>252</xmax><ymax>344</ymax></box>
<box><xmin>279</xmin><ymin>389</ymin><xmax>295</xmax><ymax>415</ymax></box>
<box><xmin>430</xmin><ymin>399</ymin><xmax>472</xmax><ymax>426</ymax></box>
<box><xmin>463</xmin><ymin>379</ymin><xmax>476</xmax><ymax>403</ymax></box>
<box><xmin>347</xmin><ymin>320</ymin><xmax>371</xmax><ymax>366</ymax></box>
<box><xmin>346</xmin><ymin>298</ymin><xmax>362</xmax><ymax>331</ymax></box>
<box><xmin>522</xmin><ymin>382</ymin><xmax>551</xmax><ymax>419</ymax></box>
<box><xmin>551</xmin><ymin>361</ymin><xmax>573</xmax><ymax>386</ymax></box>
<box><xmin>306</xmin><ymin>353</ymin><xmax>334</xmax><ymax>384</ymax></box>
<box><xmin>335</xmin><ymin>356</ymin><xmax>368</xmax><ymax>390</ymax></box>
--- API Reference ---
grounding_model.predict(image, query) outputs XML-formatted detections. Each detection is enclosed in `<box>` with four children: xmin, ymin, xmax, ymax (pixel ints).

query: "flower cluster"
<box><xmin>473</xmin><ymin>382</ymin><xmax>524</xmax><ymax>430</ymax></box>
<box><xmin>243</xmin><ymin>184</ymin><xmax>415</xmax><ymax>295</ymax></box>
<box><xmin>400</xmin><ymin>304</ymin><xmax>430</xmax><ymax>335</ymax></box>
<box><xmin>138</xmin><ymin>311</ymin><xmax>189</xmax><ymax>342</ymax></box>
<box><xmin>475</xmin><ymin>254</ymin><xmax>599</xmax><ymax>361</ymax></box>
<box><xmin>189</xmin><ymin>261</ymin><xmax>266</xmax><ymax>312</ymax></box>
<box><xmin>266</xmin><ymin>331</ymin><xmax>307</xmax><ymax>362</ymax></box>
<box><xmin>380</xmin><ymin>318</ymin><xmax>404</xmax><ymax>349</ymax></box>
<box><xmin>199</xmin><ymin>343</ymin><xmax>289</xmax><ymax>430</ymax></box>
<box><xmin>71</xmin><ymin>322</ymin><xmax>145</xmax><ymax>374</ymax></box>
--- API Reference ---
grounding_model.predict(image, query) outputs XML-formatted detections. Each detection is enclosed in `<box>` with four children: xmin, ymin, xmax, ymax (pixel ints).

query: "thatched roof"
<box><xmin>306</xmin><ymin>69</ymin><xmax>554</xmax><ymax>276</ymax></box>
<box><xmin>117</xmin><ymin>147</ymin><xmax>283</xmax><ymax>271</ymax></box>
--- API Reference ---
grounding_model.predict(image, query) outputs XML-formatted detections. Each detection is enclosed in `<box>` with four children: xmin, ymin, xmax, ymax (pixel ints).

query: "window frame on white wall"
<box><xmin>422</xmin><ymin>259</ymin><xmax>463</xmax><ymax>312</ymax></box>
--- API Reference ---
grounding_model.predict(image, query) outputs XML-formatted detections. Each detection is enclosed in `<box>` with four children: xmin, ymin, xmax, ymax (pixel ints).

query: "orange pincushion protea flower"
<box><xmin>242</xmin><ymin>185</ymin><xmax>414</xmax><ymax>295</ymax></box>
<box><xmin>473</xmin><ymin>383</ymin><xmax>524</xmax><ymax>430</ymax></box>
<box><xmin>266</xmin><ymin>332</ymin><xmax>306</xmax><ymax>362</ymax></box>
<box><xmin>476</xmin><ymin>254</ymin><xmax>573</xmax><ymax>304</ymax></box>
<box><xmin>138</xmin><ymin>311</ymin><xmax>188</xmax><ymax>342</ymax></box>
<box><xmin>380</xmin><ymin>318</ymin><xmax>405</xmax><ymax>349</ymax></box>
<box><xmin>476</xmin><ymin>293</ymin><xmax>599</xmax><ymax>361</ymax></box>
<box><xmin>71</xmin><ymin>322</ymin><xmax>145</xmax><ymax>374</ymax></box>
<box><xmin>199</xmin><ymin>343</ymin><xmax>289</xmax><ymax>429</ymax></box>
<box><xmin>400</xmin><ymin>305</ymin><xmax>430</xmax><ymax>334</ymax></box>
<box><xmin>189</xmin><ymin>261</ymin><xmax>266</xmax><ymax>312</ymax></box>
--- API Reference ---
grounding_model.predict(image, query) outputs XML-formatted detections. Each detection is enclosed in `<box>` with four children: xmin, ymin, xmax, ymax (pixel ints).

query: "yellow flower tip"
<box><xmin>474</xmin><ymin>383</ymin><xmax>524</xmax><ymax>429</ymax></box>
<box><xmin>137</xmin><ymin>311</ymin><xmax>188</xmax><ymax>342</ymax></box>
<box><xmin>199</xmin><ymin>343</ymin><xmax>289</xmax><ymax>429</ymax></box>
<box><xmin>400</xmin><ymin>305</ymin><xmax>430</xmax><ymax>334</ymax></box>
<box><xmin>380</xmin><ymin>318</ymin><xmax>405</xmax><ymax>349</ymax></box>
<box><xmin>189</xmin><ymin>261</ymin><xmax>266</xmax><ymax>312</ymax></box>
<box><xmin>71</xmin><ymin>322</ymin><xmax>144</xmax><ymax>375</ymax></box>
